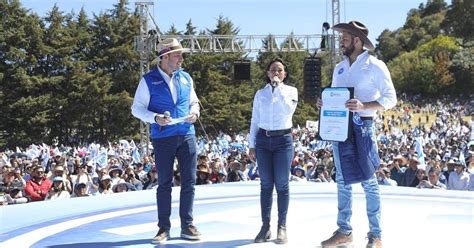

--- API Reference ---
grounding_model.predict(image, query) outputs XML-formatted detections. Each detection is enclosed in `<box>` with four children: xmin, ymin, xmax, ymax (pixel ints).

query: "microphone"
<box><xmin>271</xmin><ymin>76</ymin><xmax>280</xmax><ymax>87</ymax></box>
<box><xmin>160</xmin><ymin>111</ymin><xmax>170</xmax><ymax>131</ymax></box>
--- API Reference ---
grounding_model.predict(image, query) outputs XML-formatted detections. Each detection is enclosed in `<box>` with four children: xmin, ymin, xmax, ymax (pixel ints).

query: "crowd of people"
<box><xmin>0</xmin><ymin>94</ymin><xmax>473</xmax><ymax>206</ymax></box>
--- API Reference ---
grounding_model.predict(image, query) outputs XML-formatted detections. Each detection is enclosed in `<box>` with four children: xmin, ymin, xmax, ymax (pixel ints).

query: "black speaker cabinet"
<box><xmin>234</xmin><ymin>60</ymin><xmax>251</xmax><ymax>80</ymax></box>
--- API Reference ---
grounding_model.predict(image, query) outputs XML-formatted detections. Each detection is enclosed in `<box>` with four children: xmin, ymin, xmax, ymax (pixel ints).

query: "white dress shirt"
<box><xmin>332</xmin><ymin>51</ymin><xmax>397</xmax><ymax>117</ymax></box>
<box><xmin>248</xmin><ymin>83</ymin><xmax>298</xmax><ymax>148</ymax></box>
<box><xmin>448</xmin><ymin>170</ymin><xmax>470</xmax><ymax>190</ymax></box>
<box><xmin>131</xmin><ymin>66</ymin><xmax>200</xmax><ymax>124</ymax></box>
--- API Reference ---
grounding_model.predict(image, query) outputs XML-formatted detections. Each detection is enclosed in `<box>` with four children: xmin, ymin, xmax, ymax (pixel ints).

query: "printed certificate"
<box><xmin>317</xmin><ymin>87</ymin><xmax>354</xmax><ymax>142</ymax></box>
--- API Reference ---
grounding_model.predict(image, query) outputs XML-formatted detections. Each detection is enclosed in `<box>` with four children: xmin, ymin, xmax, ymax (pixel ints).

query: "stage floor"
<box><xmin>1</xmin><ymin>182</ymin><xmax>473</xmax><ymax>248</ymax></box>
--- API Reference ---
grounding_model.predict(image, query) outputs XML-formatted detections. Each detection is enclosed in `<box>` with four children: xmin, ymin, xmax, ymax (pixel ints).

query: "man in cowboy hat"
<box><xmin>400</xmin><ymin>156</ymin><xmax>420</xmax><ymax>187</ymax></box>
<box><xmin>131</xmin><ymin>38</ymin><xmax>201</xmax><ymax>244</ymax></box>
<box><xmin>318</xmin><ymin>21</ymin><xmax>397</xmax><ymax>248</ymax></box>
<box><xmin>447</xmin><ymin>158</ymin><xmax>469</xmax><ymax>190</ymax></box>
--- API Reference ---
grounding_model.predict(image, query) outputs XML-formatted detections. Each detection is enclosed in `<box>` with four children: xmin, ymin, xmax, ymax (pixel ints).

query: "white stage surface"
<box><xmin>1</xmin><ymin>181</ymin><xmax>473</xmax><ymax>248</ymax></box>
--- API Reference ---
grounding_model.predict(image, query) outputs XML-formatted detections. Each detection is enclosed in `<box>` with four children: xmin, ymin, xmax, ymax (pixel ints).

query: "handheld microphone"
<box><xmin>160</xmin><ymin>111</ymin><xmax>171</xmax><ymax>131</ymax></box>
<box><xmin>271</xmin><ymin>76</ymin><xmax>280</xmax><ymax>87</ymax></box>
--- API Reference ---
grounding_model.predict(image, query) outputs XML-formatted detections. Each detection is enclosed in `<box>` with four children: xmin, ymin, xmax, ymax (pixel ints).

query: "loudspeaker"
<box><xmin>234</xmin><ymin>60</ymin><xmax>251</xmax><ymax>80</ymax></box>
<box><xmin>303</xmin><ymin>57</ymin><xmax>322</xmax><ymax>100</ymax></box>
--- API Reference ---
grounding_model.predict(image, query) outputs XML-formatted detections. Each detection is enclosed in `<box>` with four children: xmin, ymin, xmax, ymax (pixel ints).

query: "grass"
<box><xmin>381</xmin><ymin>110</ymin><xmax>471</xmax><ymax>130</ymax></box>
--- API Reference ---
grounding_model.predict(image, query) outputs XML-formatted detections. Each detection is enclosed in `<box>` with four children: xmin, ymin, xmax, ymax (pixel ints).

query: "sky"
<box><xmin>20</xmin><ymin>0</ymin><xmax>427</xmax><ymax>46</ymax></box>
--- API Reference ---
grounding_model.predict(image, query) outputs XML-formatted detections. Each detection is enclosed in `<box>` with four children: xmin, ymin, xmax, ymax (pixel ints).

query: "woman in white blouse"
<box><xmin>249</xmin><ymin>58</ymin><xmax>298</xmax><ymax>244</ymax></box>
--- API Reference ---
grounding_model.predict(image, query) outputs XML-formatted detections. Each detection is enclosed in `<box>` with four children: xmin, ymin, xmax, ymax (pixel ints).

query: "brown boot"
<box><xmin>366</xmin><ymin>234</ymin><xmax>382</xmax><ymax>248</ymax></box>
<box><xmin>321</xmin><ymin>231</ymin><xmax>353</xmax><ymax>247</ymax></box>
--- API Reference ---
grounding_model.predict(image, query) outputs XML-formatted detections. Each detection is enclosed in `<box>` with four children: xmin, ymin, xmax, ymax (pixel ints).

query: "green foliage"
<box><xmin>378</xmin><ymin>0</ymin><xmax>471</xmax><ymax>96</ymax></box>
<box><xmin>441</xmin><ymin>0</ymin><xmax>473</xmax><ymax>40</ymax></box>
<box><xmin>1</xmin><ymin>0</ymin><xmax>472</xmax><ymax>148</ymax></box>
<box><xmin>388</xmin><ymin>35</ymin><xmax>459</xmax><ymax>95</ymax></box>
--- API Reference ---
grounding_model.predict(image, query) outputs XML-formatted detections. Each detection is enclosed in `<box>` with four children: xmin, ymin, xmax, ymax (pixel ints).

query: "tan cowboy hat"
<box><xmin>333</xmin><ymin>20</ymin><xmax>374</xmax><ymax>50</ymax></box>
<box><xmin>393</xmin><ymin>154</ymin><xmax>407</xmax><ymax>164</ymax></box>
<box><xmin>152</xmin><ymin>38</ymin><xmax>189</xmax><ymax>64</ymax></box>
<box><xmin>197</xmin><ymin>167</ymin><xmax>210</xmax><ymax>174</ymax></box>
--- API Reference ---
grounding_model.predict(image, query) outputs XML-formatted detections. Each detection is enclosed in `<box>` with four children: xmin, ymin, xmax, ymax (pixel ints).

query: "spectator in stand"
<box><xmin>239</xmin><ymin>161</ymin><xmax>250</xmax><ymax>181</ymax></box>
<box><xmin>208</xmin><ymin>161</ymin><xmax>220</xmax><ymax>184</ymax></box>
<box><xmin>124</xmin><ymin>167</ymin><xmax>143</xmax><ymax>191</ymax></box>
<box><xmin>400</xmin><ymin>157</ymin><xmax>419</xmax><ymax>187</ymax></box>
<box><xmin>196</xmin><ymin>165</ymin><xmax>211</xmax><ymax>185</ymax></box>
<box><xmin>70</xmin><ymin>163</ymin><xmax>93</xmax><ymax>195</ymax></box>
<box><xmin>227</xmin><ymin>160</ymin><xmax>245</xmax><ymax>182</ymax></box>
<box><xmin>443</xmin><ymin>160</ymin><xmax>456</xmax><ymax>185</ymax></box>
<box><xmin>389</xmin><ymin>155</ymin><xmax>407</xmax><ymax>185</ymax></box>
<box><xmin>305</xmin><ymin>162</ymin><xmax>316</xmax><ymax>181</ymax></box>
<box><xmin>314</xmin><ymin>166</ymin><xmax>333</xmax><ymax>183</ymax></box>
<box><xmin>3</xmin><ymin>188</ymin><xmax>29</xmax><ymax>205</ymax></box>
<box><xmin>73</xmin><ymin>183</ymin><xmax>89</xmax><ymax>197</ymax></box>
<box><xmin>410</xmin><ymin>168</ymin><xmax>427</xmax><ymax>187</ymax></box>
<box><xmin>377</xmin><ymin>167</ymin><xmax>398</xmax><ymax>186</ymax></box>
<box><xmin>108</xmin><ymin>166</ymin><xmax>123</xmax><ymax>187</ymax></box>
<box><xmin>1</xmin><ymin>171</ymin><xmax>25</xmax><ymax>194</ymax></box>
<box><xmin>417</xmin><ymin>167</ymin><xmax>446</xmax><ymax>189</ymax></box>
<box><xmin>142</xmin><ymin>155</ymin><xmax>154</xmax><ymax>173</ymax></box>
<box><xmin>216</xmin><ymin>168</ymin><xmax>227</xmax><ymax>183</ymax></box>
<box><xmin>24</xmin><ymin>166</ymin><xmax>52</xmax><ymax>201</ymax></box>
<box><xmin>143</xmin><ymin>167</ymin><xmax>158</xmax><ymax>190</ymax></box>
<box><xmin>46</xmin><ymin>177</ymin><xmax>71</xmax><ymax>200</ymax></box>
<box><xmin>134</xmin><ymin>163</ymin><xmax>147</xmax><ymax>182</ymax></box>
<box><xmin>112</xmin><ymin>179</ymin><xmax>134</xmax><ymax>193</ymax></box>
<box><xmin>48</xmin><ymin>165</ymin><xmax>72</xmax><ymax>193</ymax></box>
<box><xmin>290</xmin><ymin>165</ymin><xmax>306</xmax><ymax>181</ymax></box>
<box><xmin>98</xmin><ymin>175</ymin><xmax>113</xmax><ymax>194</ymax></box>
<box><xmin>447</xmin><ymin>160</ymin><xmax>470</xmax><ymax>190</ymax></box>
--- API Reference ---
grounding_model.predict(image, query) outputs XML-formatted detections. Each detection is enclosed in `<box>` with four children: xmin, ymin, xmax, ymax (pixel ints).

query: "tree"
<box><xmin>165</xmin><ymin>24</ymin><xmax>181</xmax><ymax>35</ymax></box>
<box><xmin>389</xmin><ymin>35</ymin><xmax>460</xmax><ymax>94</ymax></box>
<box><xmin>184</xmin><ymin>19</ymin><xmax>197</xmax><ymax>35</ymax></box>
<box><xmin>0</xmin><ymin>0</ymin><xmax>52</xmax><ymax>147</ymax></box>
<box><xmin>442</xmin><ymin>0</ymin><xmax>473</xmax><ymax>40</ymax></box>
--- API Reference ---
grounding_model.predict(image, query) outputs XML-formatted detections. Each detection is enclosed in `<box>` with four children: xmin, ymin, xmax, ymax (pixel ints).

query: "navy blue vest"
<box><xmin>144</xmin><ymin>67</ymin><xmax>195</xmax><ymax>139</ymax></box>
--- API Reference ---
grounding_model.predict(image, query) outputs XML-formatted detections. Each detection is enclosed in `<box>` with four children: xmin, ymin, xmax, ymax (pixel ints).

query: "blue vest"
<box><xmin>144</xmin><ymin>67</ymin><xmax>195</xmax><ymax>139</ymax></box>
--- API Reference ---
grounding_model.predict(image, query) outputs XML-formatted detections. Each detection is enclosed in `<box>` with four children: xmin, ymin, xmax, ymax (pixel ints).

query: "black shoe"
<box><xmin>276</xmin><ymin>225</ymin><xmax>287</xmax><ymax>244</ymax></box>
<box><xmin>151</xmin><ymin>228</ymin><xmax>170</xmax><ymax>244</ymax></box>
<box><xmin>254</xmin><ymin>225</ymin><xmax>271</xmax><ymax>243</ymax></box>
<box><xmin>181</xmin><ymin>225</ymin><xmax>201</xmax><ymax>240</ymax></box>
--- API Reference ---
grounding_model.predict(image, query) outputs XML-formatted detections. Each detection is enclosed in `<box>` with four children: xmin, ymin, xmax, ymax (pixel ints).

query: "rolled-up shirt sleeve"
<box><xmin>131</xmin><ymin>78</ymin><xmax>156</xmax><ymax>124</ymax></box>
<box><xmin>374</xmin><ymin>62</ymin><xmax>397</xmax><ymax>110</ymax></box>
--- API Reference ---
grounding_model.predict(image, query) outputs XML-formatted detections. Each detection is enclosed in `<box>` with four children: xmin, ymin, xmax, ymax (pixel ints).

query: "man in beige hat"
<box><xmin>131</xmin><ymin>38</ymin><xmax>201</xmax><ymax>244</ymax></box>
<box><xmin>318</xmin><ymin>21</ymin><xmax>397</xmax><ymax>248</ymax></box>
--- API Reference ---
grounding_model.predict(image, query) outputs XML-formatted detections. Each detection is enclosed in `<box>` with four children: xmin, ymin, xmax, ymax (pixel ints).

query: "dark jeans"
<box><xmin>152</xmin><ymin>135</ymin><xmax>197</xmax><ymax>230</ymax></box>
<box><xmin>256</xmin><ymin>132</ymin><xmax>293</xmax><ymax>226</ymax></box>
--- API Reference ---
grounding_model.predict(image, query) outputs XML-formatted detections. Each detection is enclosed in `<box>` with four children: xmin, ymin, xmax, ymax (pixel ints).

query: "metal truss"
<box><xmin>143</xmin><ymin>34</ymin><xmax>334</xmax><ymax>54</ymax></box>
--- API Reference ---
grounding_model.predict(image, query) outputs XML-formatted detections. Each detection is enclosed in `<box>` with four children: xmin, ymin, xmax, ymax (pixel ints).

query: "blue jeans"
<box><xmin>152</xmin><ymin>135</ymin><xmax>197</xmax><ymax>230</ymax></box>
<box><xmin>332</xmin><ymin>120</ymin><xmax>382</xmax><ymax>239</ymax></box>
<box><xmin>256</xmin><ymin>132</ymin><xmax>293</xmax><ymax>226</ymax></box>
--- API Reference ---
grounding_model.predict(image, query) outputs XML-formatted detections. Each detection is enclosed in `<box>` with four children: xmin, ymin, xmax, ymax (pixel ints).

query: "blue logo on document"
<box><xmin>338</xmin><ymin>68</ymin><xmax>344</xmax><ymax>75</ymax></box>
<box><xmin>353</xmin><ymin>113</ymin><xmax>363</xmax><ymax>126</ymax></box>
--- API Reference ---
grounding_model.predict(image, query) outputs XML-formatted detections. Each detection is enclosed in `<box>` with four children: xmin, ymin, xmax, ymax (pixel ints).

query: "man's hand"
<box><xmin>184</xmin><ymin>113</ymin><xmax>198</xmax><ymax>123</ymax></box>
<box><xmin>316</xmin><ymin>98</ymin><xmax>323</xmax><ymax>109</ymax></box>
<box><xmin>155</xmin><ymin>113</ymin><xmax>172</xmax><ymax>126</ymax></box>
<box><xmin>345</xmin><ymin>98</ymin><xmax>364</xmax><ymax>112</ymax></box>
